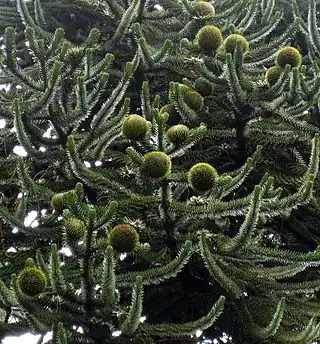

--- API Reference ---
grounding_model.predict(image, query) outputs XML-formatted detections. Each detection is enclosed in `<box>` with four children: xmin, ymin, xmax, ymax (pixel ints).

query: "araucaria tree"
<box><xmin>2</xmin><ymin>0</ymin><xmax>320</xmax><ymax>343</ymax></box>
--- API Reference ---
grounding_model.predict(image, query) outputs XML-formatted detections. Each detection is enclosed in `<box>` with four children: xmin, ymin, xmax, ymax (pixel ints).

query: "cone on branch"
<box><xmin>17</xmin><ymin>268</ymin><xmax>47</xmax><ymax>297</ymax></box>
<box><xmin>140</xmin><ymin>151</ymin><xmax>172</xmax><ymax>178</ymax></box>
<box><xmin>276</xmin><ymin>46</ymin><xmax>302</xmax><ymax>68</ymax></box>
<box><xmin>224</xmin><ymin>34</ymin><xmax>249</xmax><ymax>54</ymax></box>
<box><xmin>122</xmin><ymin>114</ymin><xmax>150</xmax><ymax>140</ymax></box>
<box><xmin>109</xmin><ymin>224</ymin><xmax>139</xmax><ymax>253</ymax></box>
<box><xmin>196</xmin><ymin>25</ymin><xmax>223</xmax><ymax>53</ymax></box>
<box><xmin>188</xmin><ymin>162</ymin><xmax>218</xmax><ymax>192</ymax></box>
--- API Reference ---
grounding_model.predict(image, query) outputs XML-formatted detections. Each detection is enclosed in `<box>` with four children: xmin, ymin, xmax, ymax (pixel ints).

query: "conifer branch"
<box><xmin>140</xmin><ymin>295</ymin><xmax>225</xmax><ymax>337</ymax></box>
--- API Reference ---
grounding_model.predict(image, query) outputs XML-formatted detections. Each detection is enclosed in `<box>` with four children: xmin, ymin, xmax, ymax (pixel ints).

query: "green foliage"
<box><xmin>140</xmin><ymin>295</ymin><xmax>226</xmax><ymax>337</ymax></box>
<box><xmin>2</xmin><ymin>0</ymin><xmax>320</xmax><ymax>343</ymax></box>
<box><xmin>51</xmin><ymin>191</ymin><xmax>76</xmax><ymax>211</ymax></box>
